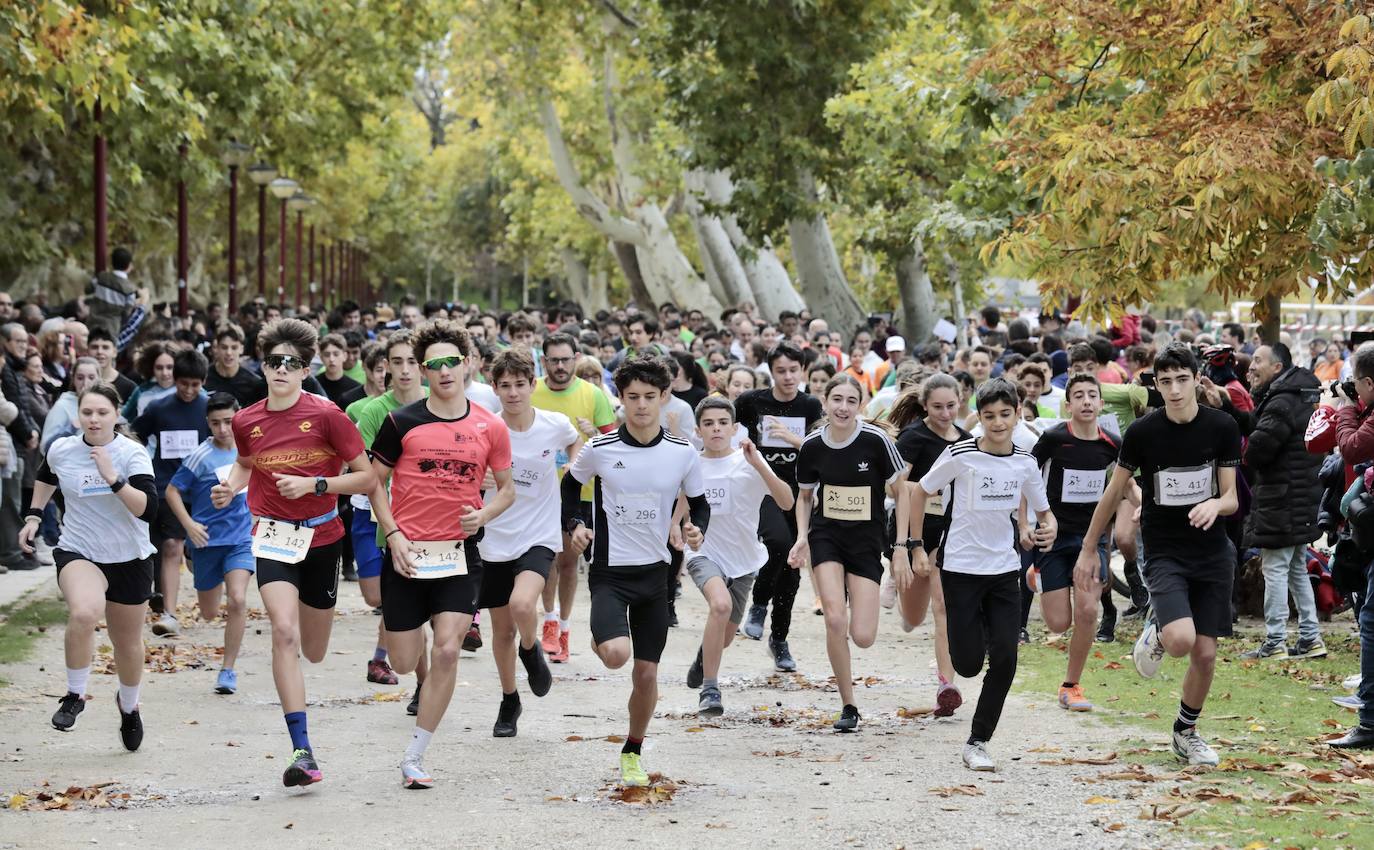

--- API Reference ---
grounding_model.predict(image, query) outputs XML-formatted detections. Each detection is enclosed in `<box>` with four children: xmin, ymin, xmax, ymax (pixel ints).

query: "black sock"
<box><xmin>1062</xmin><ymin>681</ymin><xmax>1077</xmax><ymax>689</ymax></box>
<box><xmin>622</xmin><ymin>736</ymin><xmax>643</xmax><ymax>755</ymax></box>
<box><xmin>518</xmin><ymin>642</ymin><xmax>536</xmax><ymax>658</ymax></box>
<box><xmin>1174</xmin><ymin>700</ymin><xmax>1201</xmax><ymax>734</ymax></box>
<box><xmin>501</xmin><ymin>690</ymin><xmax>520</xmax><ymax>706</ymax></box>
<box><xmin>966</xmin><ymin>735</ymin><xmax>984</xmax><ymax>746</ymax></box>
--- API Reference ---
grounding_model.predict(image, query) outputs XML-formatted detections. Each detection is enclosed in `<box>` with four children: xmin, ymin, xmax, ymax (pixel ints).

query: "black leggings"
<box><xmin>751</xmin><ymin>497</ymin><xmax>801</xmax><ymax>641</ymax></box>
<box><xmin>942</xmin><ymin>569</ymin><xmax>1021</xmax><ymax>743</ymax></box>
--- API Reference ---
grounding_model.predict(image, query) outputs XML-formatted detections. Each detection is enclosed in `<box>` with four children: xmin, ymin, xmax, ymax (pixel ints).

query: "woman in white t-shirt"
<box><xmin>20</xmin><ymin>383</ymin><xmax>158</xmax><ymax>750</ymax></box>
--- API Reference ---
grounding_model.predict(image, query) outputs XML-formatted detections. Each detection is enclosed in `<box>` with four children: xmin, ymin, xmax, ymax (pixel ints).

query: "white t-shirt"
<box><xmin>661</xmin><ymin>394</ymin><xmax>698</xmax><ymax>445</ymax></box>
<box><xmin>42</xmin><ymin>433</ymin><xmax>157</xmax><ymax>563</ymax></box>
<box><xmin>479</xmin><ymin>410</ymin><xmax>579</xmax><ymax>563</ymax></box>
<box><xmin>688</xmin><ymin>451</ymin><xmax>770</xmax><ymax>577</ymax></box>
<box><xmin>919</xmin><ymin>437</ymin><xmax>1049</xmax><ymax>576</ymax></box>
<box><xmin>689</xmin><ymin>422</ymin><xmax>747</xmax><ymax>451</ymax></box>
<box><xmin>466</xmin><ymin>382</ymin><xmax>500</xmax><ymax>413</ymax></box>
<box><xmin>971</xmin><ymin>419</ymin><xmax>1040</xmax><ymax>453</ymax></box>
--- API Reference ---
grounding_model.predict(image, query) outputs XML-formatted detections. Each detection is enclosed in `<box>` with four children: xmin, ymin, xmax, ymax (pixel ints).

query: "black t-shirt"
<box><xmin>796</xmin><ymin>423</ymin><xmax>905</xmax><ymax>546</ymax></box>
<box><xmin>673</xmin><ymin>384</ymin><xmax>708</xmax><ymax>412</ymax></box>
<box><xmin>108</xmin><ymin>372</ymin><xmax>137</xmax><ymax>403</ymax></box>
<box><xmin>1031</xmin><ymin>421</ymin><xmax>1121</xmax><ymax>536</ymax></box>
<box><xmin>317</xmin><ymin>372</ymin><xmax>362</xmax><ymax>410</ymax></box>
<box><xmin>338</xmin><ymin>383</ymin><xmax>370</xmax><ymax>411</ymax></box>
<box><xmin>1117</xmin><ymin>406</ymin><xmax>1242</xmax><ymax>560</ymax></box>
<box><xmin>897</xmin><ymin>419</ymin><xmax>971</xmax><ymax>549</ymax></box>
<box><xmin>734</xmin><ymin>388</ymin><xmax>824</xmax><ymax>490</ymax></box>
<box><xmin>205</xmin><ymin>364</ymin><xmax>267</xmax><ymax>408</ymax></box>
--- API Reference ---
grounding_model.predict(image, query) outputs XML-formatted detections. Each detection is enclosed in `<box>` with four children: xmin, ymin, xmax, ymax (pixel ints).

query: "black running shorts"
<box><xmin>588</xmin><ymin>562</ymin><xmax>670</xmax><ymax>663</ymax></box>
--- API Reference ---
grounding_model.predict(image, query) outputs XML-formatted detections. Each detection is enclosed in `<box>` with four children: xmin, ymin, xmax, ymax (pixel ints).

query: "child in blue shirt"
<box><xmin>165</xmin><ymin>392</ymin><xmax>253</xmax><ymax>695</ymax></box>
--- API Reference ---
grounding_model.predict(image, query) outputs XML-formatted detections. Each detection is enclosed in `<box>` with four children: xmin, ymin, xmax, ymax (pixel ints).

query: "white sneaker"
<box><xmin>400</xmin><ymin>754</ymin><xmax>433</xmax><ymax>789</ymax></box>
<box><xmin>1132</xmin><ymin>620</ymin><xmax>1165</xmax><ymax>679</ymax></box>
<box><xmin>880</xmin><ymin>575</ymin><xmax>897</xmax><ymax>610</ymax></box>
<box><xmin>1171</xmin><ymin>728</ymin><xmax>1219</xmax><ymax>766</ymax></box>
<box><xmin>1344</xmin><ymin>673</ymin><xmax>1363</xmax><ymax>691</ymax></box>
<box><xmin>151</xmin><ymin>613</ymin><xmax>180</xmax><ymax>636</ymax></box>
<box><xmin>962</xmin><ymin>740</ymin><xmax>996</xmax><ymax>772</ymax></box>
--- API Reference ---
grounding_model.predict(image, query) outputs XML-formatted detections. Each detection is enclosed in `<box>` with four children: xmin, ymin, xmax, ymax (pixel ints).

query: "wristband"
<box><xmin>385</xmin><ymin>528</ymin><xmax>404</xmax><ymax>539</ymax></box>
<box><xmin>23</xmin><ymin>507</ymin><xmax>43</xmax><ymax>522</ymax></box>
<box><xmin>110</xmin><ymin>476</ymin><xmax>127</xmax><ymax>493</ymax></box>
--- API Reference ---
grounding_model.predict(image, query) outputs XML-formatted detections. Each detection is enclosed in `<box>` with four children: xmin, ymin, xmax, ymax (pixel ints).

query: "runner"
<box><xmin>890</xmin><ymin>374</ymin><xmax>969</xmax><ymax>716</ymax></box>
<box><xmin>21</xmin><ymin>383</ymin><xmax>157</xmax><ymax>750</ymax></box>
<box><xmin>477</xmin><ymin>348</ymin><xmax>576</xmax><ymax>737</ymax></box>
<box><xmin>907</xmin><ymin>378</ymin><xmax>1055</xmax><ymax>771</ymax></box>
<box><xmin>684</xmin><ymin>397</ymin><xmax>794</xmax><ymax>716</ymax></box>
<box><xmin>531</xmin><ymin>331</ymin><xmax>617</xmax><ymax>663</ymax></box>
<box><xmin>369</xmin><ymin>319</ymin><xmax>515</xmax><ymax>788</ymax></box>
<box><xmin>211</xmin><ymin>318</ymin><xmax>375</xmax><ymax>787</ymax></box>
<box><xmin>737</xmin><ymin>343</ymin><xmax>824</xmax><ymax>674</ymax></box>
<box><xmin>560</xmin><ymin>356</ymin><xmax>709</xmax><ymax>787</ymax></box>
<box><xmin>164</xmin><ymin>392</ymin><xmax>254</xmax><ymax>694</ymax></box>
<box><xmin>791</xmin><ymin>373</ymin><xmax>908</xmax><ymax>732</ymax></box>
<box><xmin>1073</xmin><ymin>343</ymin><xmax>1241</xmax><ymax>766</ymax></box>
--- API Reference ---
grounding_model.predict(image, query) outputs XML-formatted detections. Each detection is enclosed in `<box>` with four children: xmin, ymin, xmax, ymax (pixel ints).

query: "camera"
<box><xmin>1331</xmin><ymin>380</ymin><xmax>1357</xmax><ymax>400</ymax></box>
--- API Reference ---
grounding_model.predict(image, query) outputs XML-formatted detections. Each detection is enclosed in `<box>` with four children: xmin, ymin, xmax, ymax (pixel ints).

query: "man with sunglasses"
<box><xmin>212</xmin><ymin>318</ymin><xmax>375</xmax><ymax>788</ymax></box>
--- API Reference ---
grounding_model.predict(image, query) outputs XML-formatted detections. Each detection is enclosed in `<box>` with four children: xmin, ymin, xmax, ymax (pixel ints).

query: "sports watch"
<box><xmin>314</xmin><ymin>477</ymin><xmax>329</xmax><ymax>497</ymax></box>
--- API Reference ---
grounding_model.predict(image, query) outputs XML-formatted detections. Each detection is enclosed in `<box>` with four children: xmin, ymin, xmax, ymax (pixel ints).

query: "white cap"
<box><xmin>885</xmin><ymin>335</ymin><xmax>906</xmax><ymax>352</ymax></box>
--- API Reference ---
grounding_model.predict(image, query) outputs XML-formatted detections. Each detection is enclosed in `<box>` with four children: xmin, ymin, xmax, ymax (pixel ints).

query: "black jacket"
<box><xmin>1243</xmin><ymin>366</ymin><xmax>1323</xmax><ymax>548</ymax></box>
<box><xmin>1</xmin><ymin>351</ymin><xmax>37</xmax><ymax>444</ymax></box>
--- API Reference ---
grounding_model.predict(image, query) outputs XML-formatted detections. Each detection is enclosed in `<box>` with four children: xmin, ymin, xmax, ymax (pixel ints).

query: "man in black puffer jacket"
<box><xmin>1239</xmin><ymin>343</ymin><xmax>1325</xmax><ymax>661</ymax></box>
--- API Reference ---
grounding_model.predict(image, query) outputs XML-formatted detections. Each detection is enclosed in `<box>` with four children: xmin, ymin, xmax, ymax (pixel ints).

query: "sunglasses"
<box><xmin>422</xmin><ymin>354</ymin><xmax>466</xmax><ymax>371</ymax></box>
<box><xmin>263</xmin><ymin>354</ymin><xmax>308</xmax><ymax>371</ymax></box>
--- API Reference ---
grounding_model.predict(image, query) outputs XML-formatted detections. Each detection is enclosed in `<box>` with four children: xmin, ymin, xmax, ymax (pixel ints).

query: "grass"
<box><xmin>1014</xmin><ymin>615</ymin><xmax>1374</xmax><ymax>850</ymax></box>
<box><xmin>0</xmin><ymin>594</ymin><xmax>68</xmax><ymax>686</ymax></box>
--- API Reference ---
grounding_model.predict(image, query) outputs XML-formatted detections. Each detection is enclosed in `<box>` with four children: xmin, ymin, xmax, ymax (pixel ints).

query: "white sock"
<box><xmin>559</xmin><ymin>619</ymin><xmax>570</xmax><ymax>633</ymax></box>
<box><xmin>544</xmin><ymin>610</ymin><xmax>559</xmax><ymax>623</ymax></box>
<box><xmin>405</xmin><ymin>726</ymin><xmax>433</xmax><ymax>760</ymax></box>
<box><xmin>117</xmin><ymin>682</ymin><xmax>141</xmax><ymax>713</ymax></box>
<box><xmin>66</xmin><ymin>666</ymin><xmax>91</xmax><ymax>698</ymax></box>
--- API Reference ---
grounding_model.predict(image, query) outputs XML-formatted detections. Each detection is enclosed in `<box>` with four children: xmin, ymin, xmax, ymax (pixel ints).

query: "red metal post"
<box><xmin>227</xmin><ymin>164</ymin><xmax>240</xmax><ymax>314</ymax></box>
<box><xmin>177</xmin><ymin>142</ymin><xmax>189</xmax><ymax>318</ymax></box>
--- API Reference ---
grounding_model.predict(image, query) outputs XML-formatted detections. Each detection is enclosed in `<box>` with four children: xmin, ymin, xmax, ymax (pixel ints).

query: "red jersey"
<box><xmin>370</xmin><ymin>398</ymin><xmax>512</xmax><ymax>542</ymax></box>
<box><xmin>231</xmin><ymin>391</ymin><xmax>365</xmax><ymax>546</ymax></box>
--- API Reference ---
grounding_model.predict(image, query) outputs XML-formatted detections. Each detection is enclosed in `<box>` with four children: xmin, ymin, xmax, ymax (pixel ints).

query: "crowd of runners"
<box><xmin>4</xmin><ymin>266</ymin><xmax>1373</xmax><ymax>791</ymax></box>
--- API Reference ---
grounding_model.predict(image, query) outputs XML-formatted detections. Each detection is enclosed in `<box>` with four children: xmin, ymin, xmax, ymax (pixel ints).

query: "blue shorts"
<box><xmin>1034</xmin><ymin>532</ymin><xmax>1109</xmax><ymax>593</ymax></box>
<box><xmin>190</xmin><ymin>542</ymin><xmax>256</xmax><ymax>592</ymax></box>
<box><xmin>351</xmin><ymin>506</ymin><xmax>385</xmax><ymax>579</ymax></box>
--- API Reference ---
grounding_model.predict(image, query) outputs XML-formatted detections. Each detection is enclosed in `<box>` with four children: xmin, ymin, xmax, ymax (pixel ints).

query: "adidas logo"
<box><xmin>857</xmin><ymin>462</ymin><xmax>869</xmax><ymax>472</ymax></box>
<box><xmin>613</xmin><ymin>461</ymin><xmax>626</xmax><ymax>469</ymax></box>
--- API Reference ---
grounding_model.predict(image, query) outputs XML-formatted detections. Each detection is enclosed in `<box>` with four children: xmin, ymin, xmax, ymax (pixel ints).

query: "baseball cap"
<box><xmin>885</xmin><ymin>336</ymin><xmax>906</xmax><ymax>352</ymax></box>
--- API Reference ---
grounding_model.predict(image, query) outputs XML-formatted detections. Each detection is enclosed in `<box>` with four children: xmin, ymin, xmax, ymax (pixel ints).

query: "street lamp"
<box><xmin>221</xmin><ymin>140</ymin><xmax>253</xmax><ymax>315</ymax></box>
<box><xmin>246</xmin><ymin>162</ymin><xmax>277</xmax><ymax>301</ymax></box>
<box><xmin>269</xmin><ymin>177</ymin><xmax>299</xmax><ymax>303</ymax></box>
<box><xmin>287</xmin><ymin>191</ymin><xmax>314</xmax><ymax>310</ymax></box>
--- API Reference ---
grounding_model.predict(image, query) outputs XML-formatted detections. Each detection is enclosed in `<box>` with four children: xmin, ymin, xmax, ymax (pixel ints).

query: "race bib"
<box><xmin>823</xmin><ymin>485</ymin><xmax>871</xmax><ymax>521</ymax></box>
<box><xmin>924</xmin><ymin>486</ymin><xmax>948</xmax><ymax>516</ymax></box>
<box><xmin>1155</xmin><ymin>464</ymin><xmax>1213</xmax><ymax>507</ymax></box>
<box><xmin>410</xmin><ymin>540</ymin><xmax>468</xmax><ymax>579</ymax></box>
<box><xmin>703</xmin><ymin>483</ymin><xmax>730</xmax><ymax>511</ymax></box>
<box><xmin>612</xmin><ymin>493</ymin><xmax>660</xmax><ymax>526</ymax></box>
<box><xmin>251</xmin><ymin>518</ymin><xmax>315</xmax><ymax>564</ymax></box>
<box><xmin>760</xmin><ymin>416</ymin><xmax>806</xmax><ymax>448</ymax></box>
<box><xmin>1061</xmin><ymin>468</ymin><xmax>1107</xmax><ymax>504</ymax></box>
<box><xmin>78</xmin><ymin>471</ymin><xmax>112</xmax><ymax>498</ymax></box>
<box><xmin>1099</xmin><ymin>413</ymin><xmax>1121</xmax><ymax>435</ymax></box>
<box><xmin>160</xmin><ymin>429</ymin><xmax>199</xmax><ymax>460</ymax></box>
<box><xmin>511</xmin><ymin>456</ymin><xmax>545</xmax><ymax>489</ymax></box>
<box><xmin>973</xmin><ymin>474</ymin><xmax>1020</xmax><ymax>512</ymax></box>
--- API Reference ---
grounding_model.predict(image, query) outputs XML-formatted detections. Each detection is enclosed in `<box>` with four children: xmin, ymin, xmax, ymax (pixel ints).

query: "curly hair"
<box><xmin>412</xmin><ymin>319</ymin><xmax>472</xmax><ymax>364</ymax></box>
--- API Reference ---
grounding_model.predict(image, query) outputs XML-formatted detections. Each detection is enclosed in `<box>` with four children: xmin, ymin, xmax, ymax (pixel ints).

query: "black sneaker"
<box><xmin>520</xmin><ymin>643</ymin><xmax>553</xmax><ymax>697</ymax></box>
<box><xmin>407</xmin><ymin>682</ymin><xmax>422</xmax><ymax>716</ymax></box>
<box><xmin>687</xmin><ymin>645</ymin><xmax>704</xmax><ymax>689</ymax></box>
<box><xmin>742</xmin><ymin>604</ymin><xmax>766</xmax><ymax>641</ymax></box>
<box><xmin>116</xmin><ymin>692</ymin><xmax>143</xmax><ymax>752</ymax></box>
<box><xmin>1097</xmin><ymin>601</ymin><xmax>1118</xmax><ymax>643</ymax></box>
<box><xmin>463</xmin><ymin>624</ymin><xmax>483</xmax><ymax>651</ymax></box>
<box><xmin>148</xmin><ymin>592</ymin><xmax>165</xmax><ymax>615</ymax></box>
<box><xmin>341</xmin><ymin>561</ymin><xmax>359</xmax><ymax>582</ymax></box>
<box><xmin>1018</xmin><ymin>628</ymin><xmax>1031</xmax><ymax>646</ymax></box>
<box><xmin>282</xmin><ymin>748</ymin><xmax>322</xmax><ymax>786</ymax></box>
<box><xmin>1288</xmin><ymin>637</ymin><xmax>1328</xmax><ymax>659</ymax></box>
<box><xmin>833</xmin><ymin>703</ymin><xmax>860</xmax><ymax>732</ymax></box>
<box><xmin>52</xmin><ymin>692</ymin><xmax>85</xmax><ymax>731</ymax></box>
<box><xmin>493</xmin><ymin>695</ymin><xmax>522</xmax><ymax>738</ymax></box>
<box><xmin>769</xmin><ymin>638</ymin><xmax>796</xmax><ymax>673</ymax></box>
<box><xmin>667</xmin><ymin>599</ymin><xmax>678</xmax><ymax>628</ymax></box>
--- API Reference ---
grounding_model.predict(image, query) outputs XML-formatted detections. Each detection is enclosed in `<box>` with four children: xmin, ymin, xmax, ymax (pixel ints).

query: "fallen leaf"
<box><xmin>685</xmin><ymin>727</ymin><xmax>705</xmax><ymax>733</ymax></box>
<box><xmin>897</xmin><ymin>706</ymin><xmax>932</xmax><ymax>718</ymax></box>
<box><xmin>372</xmin><ymin>691</ymin><xmax>405</xmax><ymax>703</ymax></box>
<box><xmin>9</xmin><ymin>794</ymin><xmax>28</xmax><ymax>810</ymax></box>
<box><xmin>565</xmin><ymin>735</ymin><xmax>584</xmax><ymax>742</ymax></box>
<box><xmin>1103</xmin><ymin>823</ymin><xmax>1124</xmax><ymax>833</ymax></box>
<box><xmin>1084</xmin><ymin>795</ymin><xmax>1119</xmax><ymax>804</ymax></box>
<box><xmin>929</xmin><ymin>785</ymin><xmax>984</xmax><ymax>797</ymax></box>
<box><xmin>604</xmin><ymin>735</ymin><xmax>625</xmax><ymax>743</ymax></box>
<box><xmin>1040</xmin><ymin>753</ymin><xmax>1117</xmax><ymax>766</ymax></box>
<box><xmin>809</xmin><ymin>753</ymin><xmax>843</xmax><ymax>763</ymax></box>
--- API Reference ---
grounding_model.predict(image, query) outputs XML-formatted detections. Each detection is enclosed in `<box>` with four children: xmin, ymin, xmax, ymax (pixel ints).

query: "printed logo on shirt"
<box><xmin>249</xmin><ymin>426</ymin><xmax>264</xmax><ymax>440</ymax></box>
<box><xmin>298</xmin><ymin>420</ymin><xmax>313</xmax><ymax>433</ymax></box>
<box><xmin>613</xmin><ymin>461</ymin><xmax>626</xmax><ymax>469</ymax></box>
<box><xmin>417</xmin><ymin>458</ymin><xmax>479</xmax><ymax>483</ymax></box>
<box><xmin>857</xmin><ymin>461</ymin><xmax>869</xmax><ymax>472</ymax></box>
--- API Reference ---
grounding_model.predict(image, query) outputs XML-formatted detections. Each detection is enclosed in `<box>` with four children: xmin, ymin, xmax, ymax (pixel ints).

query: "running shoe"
<box><xmin>833</xmin><ymin>704</ymin><xmax>860</xmax><ymax>732</ymax></box>
<box><xmin>282</xmin><ymin>748</ymin><xmax>322</xmax><ymax>787</ymax></box>
<box><xmin>463</xmin><ymin>623</ymin><xmax>483</xmax><ymax>651</ymax></box>
<box><xmin>551</xmin><ymin>630</ymin><xmax>570</xmax><ymax>664</ymax></box>
<box><xmin>1018</xmin><ymin>627</ymin><xmax>1030</xmax><ymax>646</ymax></box>
<box><xmin>879</xmin><ymin>575</ymin><xmax>897</xmax><ymax>609</ymax></box>
<box><xmin>1096</xmin><ymin>603</ymin><xmax>1117</xmax><ymax>643</ymax></box>
<box><xmin>619</xmin><ymin>752</ymin><xmax>650</xmax><ymax>787</ymax></box>
<box><xmin>367</xmin><ymin>658</ymin><xmax>399</xmax><ymax>685</ymax></box>
<box><xmin>742</xmin><ymin>604</ymin><xmax>766</xmax><ymax>640</ymax></box>
<box><xmin>1132</xmin><ymin>619</ymin><xmax>1166</xmax><ymax>679</ymax></box>
<box><xmin>1343</xmin><ymin>673</ymin><xmax>1363</xmax><ymax>691</ymax></box>
<box><xmin>1288</xmin><ymin>637</ymin><xmax>1328</xmax><ymax>659</ymax></box>
<box><xmin>51</xmin><ymin>692</ymin><xmax>85</xmax><ymax>731</ymax></box>
<box><xmin>1332</xmin><ymin>694</ymin><xmax>1364</xmax><ymax>712</ymax></box>
<box><xmin>668</xmin><ymin>599</ymin><xmax>678</xmax><ymax>628</ymax></box>
<box><xmin>521</xmin><ymin>644</ymin><xmax>553</xmax><ymax>697</ymax></box>
<box><xmin>812</xmin><ymin>596</ymin><xmax>824</xmax><ymax>616</ymax></box>
<box><xmin>1171</xmin><ymin>728</ymin><xmax>1219</xmax><ymax>766</ymax></box>
<box><xmin>400</xmin><ymin>754</ymin><xmax>433</xmax><ymax>789</ymax></box>
<box><xmin>493</xmin><ymin>696</ymin><xmax>521</xmax><ymax>738</ymax></box>
<box><xmin>1327</xmin><ymin>725</ymin><xmax>1374</xmax><ymax>750</ymax></box>
<box><xmin>1058</xmin><ymin>684</ymin><xmax>1093</xmax><ymax>712</ymax></box>
<box><xmin>698</xmin><ymin>685</ymin><xmax>724</xmax><ymax>717</ymax></box>
<box><xmin>934</xmin><ymin>681</ymin><xmax>962</xmax><ymax>718</ymax></box>
<box><xmin>769</xmin><ymin>638</ymin><xmax>796</xmax><ymax>672</ymax></box>
<box><xmin>151</xmin><ymin>613</ymin><xmax>180</xmax><ymax>637</ymax></box>
<box><xmin>116</xmin><ymin>692</ymin><xmax>143</xmax><ymax>752</ymax></box>
<box><xmin>1239</xmin><ymin>639</ymin><xmax>1286</xmax><ymax>660</ymax></box>
<box><xmin>687</xmin><ymin>645</ymin><xmax>704</xmax><ymax>689</ymax></box>
<box><xmin>407</xmin><ymin>683</ymin><xmax>422</xmax><ymax>717</ymax></box>
<box><xmin>341</xmin><ymin>561</ymin><xmax>358</xmax><ymax>582</ymax></box>
<box><xmin>215</xmin><ymin>668</ymin><xmax>237</xmax><ymax>695</ymax></box>
<box><xmin>541</xmin><ymin>619</ymin><xmax>561</xmax><ymax>655</ymax></box>
<box><xmin>962</xmin><ymin>740</ymin><xmax>996</xmax><ymax>772</ymax></box>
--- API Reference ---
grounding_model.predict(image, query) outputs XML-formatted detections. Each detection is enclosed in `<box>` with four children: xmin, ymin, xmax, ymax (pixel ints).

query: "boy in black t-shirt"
<box><xmin>1075</xmin><ymin>345</ymin><xmax>1241</xmax><ymax>766</ymax></box>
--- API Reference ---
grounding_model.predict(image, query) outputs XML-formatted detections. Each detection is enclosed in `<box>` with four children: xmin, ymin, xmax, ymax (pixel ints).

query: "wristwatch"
<box><xmin>563</xmin><ymin>516</ymin><xmax>586</xmax><ymax>534</ymax></box>
<box><xmin>898</xmin><ymin>538</ymin><xmax>923</xmax><ymax>550</ymax></box>
<box><xmin>110</xmin><ymin>476</ymin><xmax>128</xmax><ymax>493</ymax></box>
<box><xmin>314</xmin><ymin>477</ymin><xmax>329</xmax><ymax>497</ymax></box>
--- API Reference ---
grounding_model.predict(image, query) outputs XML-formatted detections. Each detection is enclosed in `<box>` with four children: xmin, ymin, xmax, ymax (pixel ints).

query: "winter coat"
<box><xmin>1243</xmin><ymin>366</ymin><xmax>1324</xmax><ymax>548</ymax></box>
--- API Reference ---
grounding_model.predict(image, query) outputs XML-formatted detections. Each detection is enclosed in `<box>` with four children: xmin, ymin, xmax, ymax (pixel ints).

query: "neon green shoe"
<box><xmin>619</xmin><ymin>752</ymin><xmax>649</xmax><ymax>787</ymax></box>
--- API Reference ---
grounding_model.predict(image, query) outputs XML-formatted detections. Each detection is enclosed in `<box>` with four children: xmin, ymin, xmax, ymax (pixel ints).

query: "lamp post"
<box><xmin>287</xmin><ymin>192</ymin><xmax>313</xmax><ymax>310</ymax></box>
<box><xmin>94</xmin><ymin>100</ymin><xmax>107</xmax><ymax>273</ymax></box>
<box><xmin>308</xmin><ymin>224</ymin><xmax>316</xmax><ymax>307</ymax></box>
<box><xmin>220</xmin><ymin>140</ymin><xmax>253</xmax><ymax>315</ymax></box>
<box><xmin>269</xmin><ymin>177</ymin><xmax>299</xmax><ymax>303</ymax></box>
<box><xmin>246</xmin><ymin>162</ymin><xmax>277</xmax><ymax>300</ymax></box>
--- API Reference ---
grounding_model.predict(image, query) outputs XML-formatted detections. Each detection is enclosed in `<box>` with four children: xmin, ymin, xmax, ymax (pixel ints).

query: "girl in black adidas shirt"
<box><xmin>791</xmin><ymin>374</ymin><xmax>908</xmax><ymax>732</ymax></box>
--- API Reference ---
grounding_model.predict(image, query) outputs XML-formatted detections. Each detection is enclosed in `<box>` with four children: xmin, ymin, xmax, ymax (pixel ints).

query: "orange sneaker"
<box><xmin>1058</xmin><ymin>683</ymin><xmax>1093</xmax><ymax>712</ymax></box>
<box><xmin>541</xmin><ymin>619</ymin><xmax>560</xmax><ymax>655</ymax></box>
<box><xmin>550</xmin><ymin>629</ymin><xmax>570</xmax><ymax>663</ymax></box>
